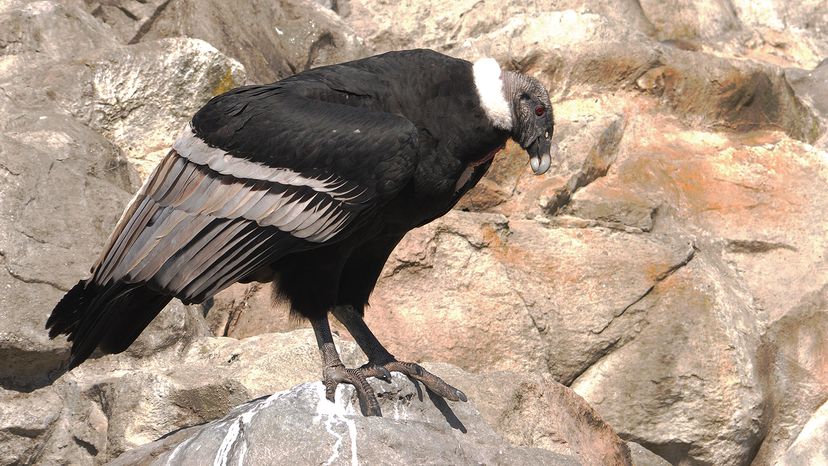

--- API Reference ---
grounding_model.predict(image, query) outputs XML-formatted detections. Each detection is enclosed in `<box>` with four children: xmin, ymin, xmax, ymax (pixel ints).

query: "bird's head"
<box><xmin>473</xmin><ymin>58</ymin><xmax>556</xmax><ymax>175</ymax></box>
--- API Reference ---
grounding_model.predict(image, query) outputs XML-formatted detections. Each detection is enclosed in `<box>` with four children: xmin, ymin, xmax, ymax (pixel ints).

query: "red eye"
<box><xmin>535</xmin><ymin>106</ymin><xmax>545</xmax><ymax>116</ymax></box>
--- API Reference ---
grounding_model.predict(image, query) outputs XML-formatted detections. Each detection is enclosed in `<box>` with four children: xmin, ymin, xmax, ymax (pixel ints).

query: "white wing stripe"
<box><xmin>173</xmin><ymin>124</ymin><xmax>366</xmax><ymax>203</ymax></box>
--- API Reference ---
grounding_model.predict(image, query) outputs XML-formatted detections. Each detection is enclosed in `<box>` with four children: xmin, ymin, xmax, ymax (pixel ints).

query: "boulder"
<box><xmin>1</xmin><ymin>37</ymin><xmax>246</xmax><ymax>178</ymax></box>
<box><xmin>83</xmin><ymin>0</ymin><xmax>371</xmax><ymax>83</ymax></box>
<box><xmin>0</xmin><ymin>110</ymin><xmax>134</xmax><ymax>391</ymax></box>
<box><xmin>108</xmin><ymin>358</ymin><xmax>648</xmax><ymax>466</ymax></box>
<box><xmin>341</xmin><ymin>0</ymin><xmax>655</xmax><ymax>53</ymax></box>
<box><xmin>752</xmin><ymin>292</ymin><xmax>828</xmax><ymax>465</ymax></box>
<box><xmin>778</xmin><ymin>400</ymin><xmax>828</xmax><ymax>466</ymax></box>
<box><xmin>0</xmin><ymin>0</ymin><xmax>118</xmax><ymax>60</ymax></box>
<box><xmin>108</xmin><ymin>376</ymin><xmax>581</xmax><ymax>466</ymax></box>
<box><xmin>1</xmin><ymin>327</ymin><xmax>656</xmax><ymax>465</ymax></box>
<box><xmin>0</xmin><ymin>1</ymin><xmax>246</xmax><ymax>390</ymax></box>
<box><xmin>0</xmin><ymin>330</ymin><xmax>359</xmax><ymax>465</ymax></box>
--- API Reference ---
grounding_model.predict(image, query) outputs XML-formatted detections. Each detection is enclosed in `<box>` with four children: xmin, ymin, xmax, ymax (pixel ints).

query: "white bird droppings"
<box><xmin>313</xmin><ymin>383</ymin><xmax>359</xmax><ymax>466</ymax></box>
<box><xmin>211</xmin><ymin>390</ymin><xmax>289</xmax><ymax>466</ymax></box>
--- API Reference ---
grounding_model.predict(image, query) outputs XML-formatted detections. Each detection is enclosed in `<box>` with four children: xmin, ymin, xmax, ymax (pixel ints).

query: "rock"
<box><xmin>0</xmin><ymin>3</ymin><xmax>247</xmax><ymax>179</ymax></box>
<box><xmin>359</xmin><ymin>210</ymin><xmax>699</xmax><ymax>386</ymax></box>
<box><xmin>345</xmin><ymin>5</ymin><xmax>821</xmax><ymax>142</ymax></box>
<box><xmin>0</xmin><ymin>329</ymin><xmax>362</xmax><ymax>465</ymax></box>
<box><xmin>778</xmin><ymin>400</ymin><xmax>828</xmax><ymax>466</ymax></box>
<box><xmin>428</xmin><ymin>364</ymin><xmax>633</xmax><ymax>464</ymax></box>
<box><xmin>787</xmin><ymin>59</ymin><xmax>828</xmax><ymax>148</ymax></box>
<box><xmin>0</xmin><ymin>2</ymin><xmax>242</xmax><ymax>389</ymax></box>
<box><xmin>752</xmin><ymin>291</ymin><xmax>828</xmax><ymax>465</ymax></box>
<box><xmin>0</xmin><ymin>387</ymin><xmax>64</xmax><ymax>465</ymax></box>
<box><xmin>204</xmin><ymin>282</ymin><xmax>301</xmax><ymax>338</ymax></box>
<box><xmin>570</xmin><ymin>255</ymin><xmax>763</xmax><ymax>465</ymax></box>
<box><xmin>626</xmin><ymin>442</ymin><xmax>671</xmax><ymax>466</ymax></box>
<box><xmin>342</xmin><ymin>0</ymin><xmax>655</xmax><ymax>53</ymax></box>
<box><xmin>2</xmin><ymin>327</ymin><xmax>643</xmax><ymax>465</ymax></box>
<box><xmin>84</xmin><ymin>0</ymin><xmax>370</xmax><ymax>83</ymax></box>
<box><xmin>67</xmin><ymin>38</ymin><xmax>246</xmax><ymax>178</ymax></box>
<box><xmin>0</xmin><ymin>0</ymin><xmax>118</xmax><ymax>60</ymax></box>
<box><xmin>109</xmin><ymin>362</ymin><xmax>643</xmax><ymax>466</ymax></box>
<box><xmin>1</xmin><ymin>1</ymin><xmax>827</xmax><ymax>465</ymax></box>
<box><xmin>109</xmin><ymin>376</ymin><xmax>580</xmax><ymax>466</ymax></box>
<box><xmin>29</xmin><ymin>37</ymin><xmax>245</xmax><ymax>178</ymax></box>
<box><xmin>0</xmin><ymin>109</ymin><xmax>134</xmax><ymax>391</ymax></box>
<box><xmin>731</xmin><ymin>0</ymin><xmax>828</xmax><ymax>67</ymax></box>
<box><xmin>637</xmin><ymin>0</ymin><xmax>742</xmax><ymax>42</ymax></box>
<box><xmin>451</xmin><ymin>12</ymin><xmax>820</xmax><ymax>143</ymax></box>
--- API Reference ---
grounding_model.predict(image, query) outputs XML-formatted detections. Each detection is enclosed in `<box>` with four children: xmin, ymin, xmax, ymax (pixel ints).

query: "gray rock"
<box><xmin>626</xmin><ymin>442</ymin><xmax>670</xmax><ymax>466</ymax></box>
<box><xmin>787</xmin><ymin>59</ymin><xmax>828</xmax><ymax>148</ymax></box>
<box><xmin>752</xmin><ymin>292</ymin><xmax>828</xmax><ymax>465</ymax></box>
<box><xmin>637</xmin><ymin>0</ymin><xmax>743</xmax><ymax>41</ymax></box>
<box><xmin>0</xmin><ymin>3</ymin><xmax>242</xmax><ymax>391</ymax></box>
<box><xmin>109</xmin><ymin>374</ymin><xmax>581</xmax><ymax>466</ymax></box>
<box><xmin>0</xmin><ymin>109</ymin><xmax>134</xmax><ymax>391</ymax></box>
<box><xmin>0</xmin><ymin>0</ymin><xmax>118</xmax><ymax>59</ymax></box>
<box><xmin>0</xmin><ymin>330</ymin><xmax>361</xmax><ymax>465</ymax></box>
<box><xmin>778</xmin><ymin>400</ymin><xmax>828</xmax><ymax>466</ymax></box>
<box><xmin>84</xmin><ymin>0</ymin><xmax>370</xmax><ymax>83</ymax></box>
<box><xmin>342</xmin><ymin>0</ymin><xmax>655</xmax><ymax>52</ymax></box>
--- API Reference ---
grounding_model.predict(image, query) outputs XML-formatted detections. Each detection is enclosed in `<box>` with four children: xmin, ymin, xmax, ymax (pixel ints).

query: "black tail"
<box><xmin>46</xmin><ymin>280</ymin><xmax>172</xmax><ymax>369</ymax></box>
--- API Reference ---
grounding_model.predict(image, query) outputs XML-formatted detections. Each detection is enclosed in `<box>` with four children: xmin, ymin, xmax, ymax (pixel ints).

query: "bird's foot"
<box><xmin>359</xmin><ymin>359</ymin><xmax>468</xmax><ymax>403</ymax></box>
<box><xmin>322</xmin><ymin>363</ymin><xmax>383</xmax><ymax>416</ymax></box>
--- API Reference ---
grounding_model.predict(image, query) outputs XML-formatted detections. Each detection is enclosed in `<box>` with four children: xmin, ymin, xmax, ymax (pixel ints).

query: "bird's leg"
<box><xmin>332</xmin><ymin>305</ymin><xmax>467</xmax><ymax>403</ymax></box>
<box><xmin>310</xmin><ymin>314</ymin><xmax>382</xmax><ymax>416</ymax></box>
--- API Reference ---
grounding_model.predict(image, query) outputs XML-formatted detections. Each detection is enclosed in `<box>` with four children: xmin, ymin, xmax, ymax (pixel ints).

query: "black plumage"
<box><xmin>47</xmin><ymin>49</ymin><xmax>555</xmax><ymax>415</ymax></box>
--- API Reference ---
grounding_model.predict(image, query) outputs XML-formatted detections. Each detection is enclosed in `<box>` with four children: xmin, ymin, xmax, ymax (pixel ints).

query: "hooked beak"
<box><xmin>526</xmin><ymin>133</ymin><xmax>557</xmax><ymax>175</ymax></box>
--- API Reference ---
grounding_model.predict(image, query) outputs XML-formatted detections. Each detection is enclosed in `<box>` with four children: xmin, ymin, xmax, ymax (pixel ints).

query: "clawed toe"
<box><xmin>357</xmin><ymin>364</ymin><xmax>393</xmax><ymax>383</ymax></box>
<box><xmin>322</xmin><ymin>364</ymin><xmax>382</xmax><ymax>416</ymax></box>
<box><xmin>320</xmin><ymin>360</ymin><xmax>467</xmax><ymax>417</ymax></box>
<box><xmin>369</xmin><ymin>360</ymin><xmax>468</xmax><ymax>403</ymax></box>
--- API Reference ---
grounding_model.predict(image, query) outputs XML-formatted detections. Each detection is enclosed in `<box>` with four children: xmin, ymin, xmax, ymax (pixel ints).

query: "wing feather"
<box><xmin>89</xmin><ymin>84</ymin><xmax>419</xmax><ymax>304</ymax></box>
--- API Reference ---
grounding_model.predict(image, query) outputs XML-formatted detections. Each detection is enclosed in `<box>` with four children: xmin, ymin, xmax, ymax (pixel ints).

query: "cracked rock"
<box><xmin>109</xmin><ymin>361</ymin><xmax>643</xmax><ymax>466</ymax></box>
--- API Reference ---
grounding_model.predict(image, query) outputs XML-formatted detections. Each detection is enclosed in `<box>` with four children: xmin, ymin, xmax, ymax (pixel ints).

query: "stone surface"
<box><xmin>0</xmin><ymin>1</ymin><xmax>244</xmax><ymax>391</ymax></box>
<box><xmin>1</xmin><ymin>327</ymin><xmax>642</xmax><ymax>466</ymax></box>
<box><xmin>83</xmin><ymin>0</ymin><xmax>370</xmax><ymax>83</ymax></box>
<box><xmin>0</xmin><ymin>329</ymin><xmax>360</xmax><ymax>465</ymax></box>
<box><xmin>6</xmin><ymin>36</ymin><xmax>245</xmax><ymax>178</ymax></box>
<box><xmin>108</xmin><ymin>376</ymin><xmax>580</xmax><ymax>466</ymax></box>
<box><xmin>778</xmin><ymin>400</ymin><xmax>828</xmax><ymax>466</ymax></box>
<box><xmin>752</xmin><ymin>290</ymin><xmax>828</xmax><ymax>465</ymax></box>
<box><xmin>0</xmin><ymin>0</ymin><xmax>118</xmax><ymax>60</ymax></box>
<box><xmin>0</xmin><ymin>109</ymin><xmax>133</xmax><ymax>391</ymax></box>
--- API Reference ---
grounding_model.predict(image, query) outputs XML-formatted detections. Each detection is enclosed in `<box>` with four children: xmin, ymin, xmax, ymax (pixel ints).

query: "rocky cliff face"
<box><xmin>1</xmin><ymin>0</ymin><xmax>826</xmax><ymax>465</ymax></box>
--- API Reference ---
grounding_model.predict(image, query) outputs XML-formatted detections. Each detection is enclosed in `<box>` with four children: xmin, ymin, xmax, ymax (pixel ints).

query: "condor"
<box><xmin>47</xmin><ymin>49</ymin><xmax>555</xmax><ymax>416</ymax></box>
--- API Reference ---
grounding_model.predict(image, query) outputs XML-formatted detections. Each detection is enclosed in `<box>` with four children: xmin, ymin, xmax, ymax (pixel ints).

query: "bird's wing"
<box><xmin>90</xmin><ymin>91</ymin><xmax>418</xmax><ymax>303</ymax></box>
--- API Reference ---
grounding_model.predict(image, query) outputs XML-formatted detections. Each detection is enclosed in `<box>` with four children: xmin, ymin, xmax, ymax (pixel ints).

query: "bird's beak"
<box><xmin>527</xmin><ymin>133</ymin><xmax>556</xmax><ymax>175</ymax></box>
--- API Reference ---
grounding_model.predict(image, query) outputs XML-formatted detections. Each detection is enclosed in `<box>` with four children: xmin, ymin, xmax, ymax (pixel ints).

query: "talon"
<box><xmin>455</xmin><ymin>389</ymin><xmax>468</xmax><ymax>403</ymax></box>
<box><xmin>378</xmin><ymin>360</ymin><xmax>468</xmax><ymax>404</ymax></box>
<box><xmin>322</xmin><ymin>364</ymin><xmax>383</xmax><ymax>416</ymax></box>
<box><xmin>376</xmin><ymin>366</ymin><xmax>392</xmax><ymax>383</ymax></box>
<box><xmin>410</xmin><ymin>363</ymin><xmax>424</xmax><ymax>376</ymax></box>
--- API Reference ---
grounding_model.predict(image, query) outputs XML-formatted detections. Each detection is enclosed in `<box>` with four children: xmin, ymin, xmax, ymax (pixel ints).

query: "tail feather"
<box><xmin>46</xmin><ymin>280</ymin><xmax>93</xmax><ymax>339</ymax></box>
<box><xmin>46</xmin><ymin>280</ymin><xmax>171</xmax><ymax>369</ymax></box>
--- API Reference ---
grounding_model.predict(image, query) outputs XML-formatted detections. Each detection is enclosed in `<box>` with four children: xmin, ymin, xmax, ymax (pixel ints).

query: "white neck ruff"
<box><xmin>472</xmin><ymin>58</ymin><xmax>512</xmax><ymax>130</ymax></box>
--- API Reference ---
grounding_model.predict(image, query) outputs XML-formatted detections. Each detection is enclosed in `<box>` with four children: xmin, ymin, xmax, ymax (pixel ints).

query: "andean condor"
<box><xmin>47</xmin><ymin>49</ymin><xmax>555</xmax><ymax>416</ymax></box>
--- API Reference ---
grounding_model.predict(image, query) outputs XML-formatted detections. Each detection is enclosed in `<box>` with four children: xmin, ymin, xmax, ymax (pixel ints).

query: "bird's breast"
<box><xmin>454</xmin><ymin>142</ymin><xmax>505</xmax><ymax>192</ymax></box>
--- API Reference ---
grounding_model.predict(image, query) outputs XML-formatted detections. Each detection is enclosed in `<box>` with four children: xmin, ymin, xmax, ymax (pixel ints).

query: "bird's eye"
<box><xmin>535</xmin><ymin>106</ymin><xmax>545</xmax><ymax>116</ymax></box>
